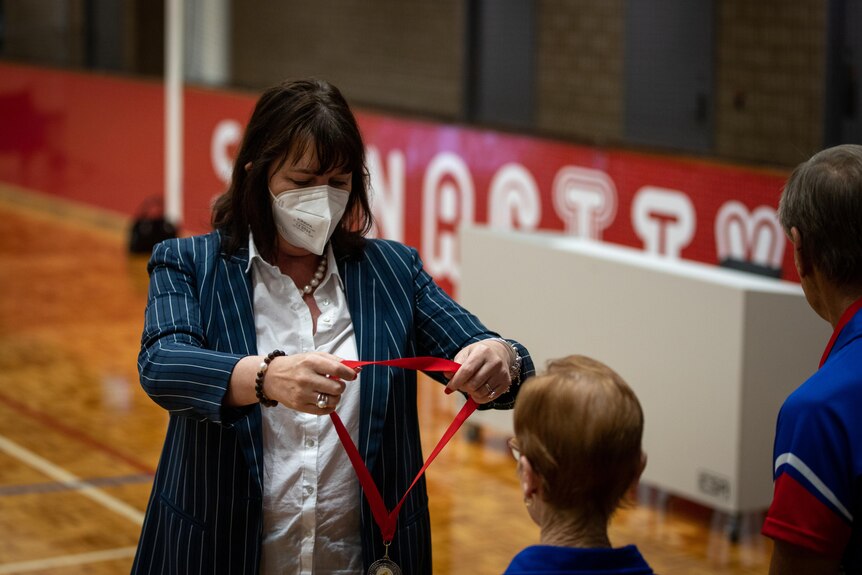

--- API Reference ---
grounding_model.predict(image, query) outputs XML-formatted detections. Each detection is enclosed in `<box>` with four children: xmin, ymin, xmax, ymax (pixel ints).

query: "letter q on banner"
<box><xmin>552</xmin><ymin>166</ymin><xmax>617</xmax><ymax>239</ymax></box>
<box><xmin>488</xmin><ymin>163</ymin><xmax>541</xmax><ymax>231</ymax></box>
<box><xmin>714</xmin><ymin>201</ymin><xmax>785</xmax><ymax>270</ymax></box>
<box><xmin>632</xmin><ymin>186</ymin><xmax>696</xmax><ymax>258</ymax></box>
<box><xmin>422</xmin><ymin>152</ymin><xmax>475</xmax><ymax>282</ymax></box>
<box><xmin>211</xmin><ymin>119</ymin><xmax>243</xmax><ymax>185</ymax></box>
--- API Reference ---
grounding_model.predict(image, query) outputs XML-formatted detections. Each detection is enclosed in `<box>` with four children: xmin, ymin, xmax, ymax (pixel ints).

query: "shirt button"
<box><xmin>305</xmin><ymin>486</ymin><xmax>314</xmax><ymax>495</ymax></box>
<box><xmin>306</xmin><ymin>439</ymin><xmax>315</xmax><ymax>448</ymax></box>
<box><xmin>321</xmin><ymin>298</ymin><xmax>330</xmax><ymax>306</ymax></box>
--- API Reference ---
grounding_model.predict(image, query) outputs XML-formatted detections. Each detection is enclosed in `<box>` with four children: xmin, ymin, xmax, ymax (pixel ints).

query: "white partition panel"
<box><xmin>458</xmin><ymin>225</ymin><xmax>831</xmax><ymax>514</ymax></box>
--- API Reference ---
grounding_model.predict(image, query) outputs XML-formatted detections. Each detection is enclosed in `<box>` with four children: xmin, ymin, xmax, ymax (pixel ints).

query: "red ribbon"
<box><xmin>819</xmin><ymin>296</ymin><xmax>862</xmax><ymax>368</ymax></box>
<box><xmin>330</xmin><ymin>357</ymin><xmax>477</xmax><ymax>542</ymax></box>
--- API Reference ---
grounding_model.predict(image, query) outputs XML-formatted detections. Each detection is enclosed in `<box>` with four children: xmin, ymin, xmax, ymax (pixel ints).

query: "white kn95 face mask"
<box><xmin>270</xmin><ymin>185</ymin><xmax>350</xmax><ymax>255</ymax></box>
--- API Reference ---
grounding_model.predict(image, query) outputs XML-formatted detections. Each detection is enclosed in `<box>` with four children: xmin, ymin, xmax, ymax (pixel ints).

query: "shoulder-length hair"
<box><xmin>211</xmin><ymin>78</ymin><xmax>374</xmax><ymax>260</ymax></box>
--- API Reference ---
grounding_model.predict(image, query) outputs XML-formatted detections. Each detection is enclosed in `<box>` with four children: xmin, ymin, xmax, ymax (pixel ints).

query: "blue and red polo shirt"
<box><xmin>763</xmin><ymin>298</ymin><xmax>862</xmax><ymax>570</ymax></box>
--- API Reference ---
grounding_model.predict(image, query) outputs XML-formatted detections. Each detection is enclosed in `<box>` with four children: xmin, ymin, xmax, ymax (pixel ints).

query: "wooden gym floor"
<box><xmin>0</xmin><ymin>185</ymin><xmax>772</xmax><ymax>574</ymax></box>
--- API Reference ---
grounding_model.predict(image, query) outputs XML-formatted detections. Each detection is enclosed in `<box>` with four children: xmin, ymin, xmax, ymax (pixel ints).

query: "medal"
<box><xmin>332</xmin><ymin>357</ymin><xmax>476</xmax><ymax>575</ymax></box>
<box><xmin>368</xmin><ymin>543</ymin><xmax>401</xmax><ymax>575</ymax></box>
<box><xmin>368</xmin><ymin>558</ymin><xmax>400</xmax><ymax>575</ymax></box>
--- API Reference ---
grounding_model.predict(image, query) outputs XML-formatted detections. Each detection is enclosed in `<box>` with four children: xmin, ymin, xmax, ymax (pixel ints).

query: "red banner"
<box><xmin>0</xmin><ymin>63</ymin><xmax>794</xmax><ymax>295</ymax></box>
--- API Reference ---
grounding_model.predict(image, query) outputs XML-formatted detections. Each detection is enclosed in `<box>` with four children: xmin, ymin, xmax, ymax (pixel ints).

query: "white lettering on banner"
<box><xmin>422</xmin><ymin>152</ymin><xmax>475</xmax><ymax>282</ymax></box>
<box><xmin>714</xmin><ymin>201</ymin><xmax>785</xmax><ymax>268</ymax></box>
<box><xmin>552</xmin><ymin>167</ymin><xmax>617</xmax><ymax>239</ymax></box>
<box><xmin>206</xmin><ymin>120</ymin><xmax>787</xmax><ymax>284</ymax></box>
<box><xmin>488</xmin><ymin>163</ymin><xmax>541</xmax><ymax>231</ymax></box>
<box><xmin>212</xmin><ymin>119</ymin><xmax>242</xmax><ymax>185</ymax></box>
<box><xmin>366</xmin><ymin>146</ymin><xmax>405</xmax><ymax>242</ymax></box>
<box><xmin>632</xmin><ymin>186</ymin><xmax>696</xmax><ymax>257</ymax></box>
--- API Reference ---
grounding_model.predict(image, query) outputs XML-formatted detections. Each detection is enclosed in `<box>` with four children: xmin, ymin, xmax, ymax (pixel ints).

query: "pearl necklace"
<box><xmin>301</xmin><ymin>256</ymin><xmax>328</xmax><ymax>296</ymax></box>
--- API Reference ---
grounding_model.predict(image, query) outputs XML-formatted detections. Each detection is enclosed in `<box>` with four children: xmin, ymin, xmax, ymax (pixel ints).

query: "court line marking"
<box><xmin>0</xmin><ymin>434</ymin><xmax>145</xmax><ymax>525</ymax></box>
<box><xmin>0</xmin><ymin>546</ymin><xmax>137</xmax><ymax>574</ymax></box>
<box><xmin>0</xmin><ymin>390</ymin><xmax>155</xmax><ymax>474</ymax></box>
<box><xmin>0</xmin><ymin>473</ymin><xmax>153</xmax><ymax>497</ymax></box>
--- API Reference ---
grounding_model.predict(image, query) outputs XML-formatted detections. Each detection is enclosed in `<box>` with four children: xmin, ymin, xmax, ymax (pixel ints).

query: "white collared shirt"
<box><xmin>248</xmin><ymin>234</ymin><xmax>362</xmax><ymax>575</ymax></box>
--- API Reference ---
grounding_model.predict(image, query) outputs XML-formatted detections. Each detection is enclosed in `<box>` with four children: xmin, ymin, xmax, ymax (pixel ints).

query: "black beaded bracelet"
<box><xmin>255</xmin><ymin>350</ymin><xmax>285</xmax><ymax>407</ymax></box>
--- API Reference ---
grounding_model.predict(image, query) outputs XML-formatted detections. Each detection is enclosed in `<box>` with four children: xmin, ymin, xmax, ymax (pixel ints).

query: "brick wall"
<box><xmin>715</xmin><ymin>0</ymin><xmax>826</xmax><ymax>167</ymax></box>
<box><xmin>535</xmin><ymin>0</ymin><xmax>624</xmax><ymax>146</ymax></box>
<box><xmin>231</xmin><ymin>0</ymin><xmax>464</xmax><ymax>119</ymax></box>
<box><xmin>2</xmin><ymin>0</ymin><xmax>88</xmax><ymax>68</ymax></box>
<box><xmin>226</xmin><ymin>0</ymin><xmax>829</xmax><ymax>168</ymax></box>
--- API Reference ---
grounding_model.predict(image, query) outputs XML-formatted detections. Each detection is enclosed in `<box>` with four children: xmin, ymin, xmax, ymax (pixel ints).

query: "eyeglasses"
<box><xmin>507</xmin><ymin>437</ymin><xmax>521</xmax><ymax>462</ymax></box>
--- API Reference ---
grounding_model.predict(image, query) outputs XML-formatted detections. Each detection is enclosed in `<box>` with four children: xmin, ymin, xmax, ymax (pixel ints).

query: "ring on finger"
<box><xmin>316</xmin><ymin>393</ymin><xmax>329</xmax><ymax>409</ymax></box>
<box><xmin>485</xmin><ymin>383</ymin><xmax>496</xmax><ymax>399</ymax></box>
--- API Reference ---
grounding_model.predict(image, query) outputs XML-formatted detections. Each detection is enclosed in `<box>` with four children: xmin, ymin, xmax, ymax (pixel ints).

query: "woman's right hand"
<box><xmin>227</xmin><ymin>351</ymin><xmax>359</xmax><ymax>414</ymax></box>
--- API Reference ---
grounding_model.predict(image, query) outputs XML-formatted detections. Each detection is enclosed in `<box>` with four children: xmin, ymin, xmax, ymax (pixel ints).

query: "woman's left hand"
<box><xmin>445</xmin><ymin>339</ymin><xmax>513</xmax><ymax>404</ymax></box>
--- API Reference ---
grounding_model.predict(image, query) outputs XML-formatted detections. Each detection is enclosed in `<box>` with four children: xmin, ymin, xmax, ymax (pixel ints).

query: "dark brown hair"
<box><xmin>211</xmin><ymin>78</ymin><xmax>374</xmax><ymax>260</ymax></box>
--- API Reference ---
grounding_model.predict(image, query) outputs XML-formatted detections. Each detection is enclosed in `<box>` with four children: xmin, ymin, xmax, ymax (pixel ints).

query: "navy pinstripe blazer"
<box><xmin>132</xmin><ymin>231</ymin><xmax>534</xmax><ymax>575</ymax></box>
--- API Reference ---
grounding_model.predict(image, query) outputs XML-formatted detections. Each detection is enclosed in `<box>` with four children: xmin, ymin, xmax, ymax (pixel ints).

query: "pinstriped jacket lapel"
<box><xmin>218</xmin><ymin>246</ymin><xmax>266</xmax><ymax>496</ymax></box>
<box><xmin>219</xmin><ymin>246</ymin><xmax>257</xmax><ymax>355</ymax></box>
<box><xmin>337</xmin><ymin>251</ymin><xmax>393</xmax><ymax>475</ymax></box>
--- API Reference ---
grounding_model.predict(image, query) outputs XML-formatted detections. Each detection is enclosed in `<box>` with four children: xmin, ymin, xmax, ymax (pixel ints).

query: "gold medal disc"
<box><xmin>368</xmin><ymin>558</ymin><xmax>401</xmax><ymax>575</ymax></box>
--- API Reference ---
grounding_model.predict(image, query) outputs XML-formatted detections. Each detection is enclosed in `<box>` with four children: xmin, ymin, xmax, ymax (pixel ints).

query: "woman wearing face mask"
<box><xmin>132</xmin><ymin>78</ymin><xmax>534</xmax><ymax>575</ymax></box>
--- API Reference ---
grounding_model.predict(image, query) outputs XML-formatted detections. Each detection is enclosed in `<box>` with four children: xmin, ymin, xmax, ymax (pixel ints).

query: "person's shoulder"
<box><xmin>156</xmin><ymin>230</ymin><xmax>219</xmax><ymax>246</ymax></box>
<box><xmin>500</xmin><ymin>546</ymin><xmax>542</xmax><ymax>574</ymax></box>
<box><xmin>359</xmin><ymin>239</ymin><xmax>419</xmax><ymax>266</ymax></box>
<box><xmin>362</xmin><ymin>238</ymin><xmax>417</xmax><ymax>256</ymax></box>
<box><xmin>617</xmin><ymin>544</ymin><xmax>655</xmax><ymax>573</ymax></box>
<box><xmin>502</xmin><ymin>545</ymin><xmax>654</xmax><ymax>574</ymax></box>
<box><xmin>776</xmin><ymin>364</ymin><xmax>862</xmax><ymax>442</ymax></box>
<box><xmin>779</xmin><ymin>375</ymin><xmax>828</xmax><ymax>424</ymax></box>
<box><xmin>824</xmin><ymin>331</ymin><xmax>862</xmax><ymax>380</ymax></box>
<box><xmin>788</xmin><ymin>349</ymin><xmax>862</xmax><ymax>409</ymax></box>
<box><xmin>150</xmin><ymin>231</ymin><xmax>223</xmax><ymax>263</ymax></box>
